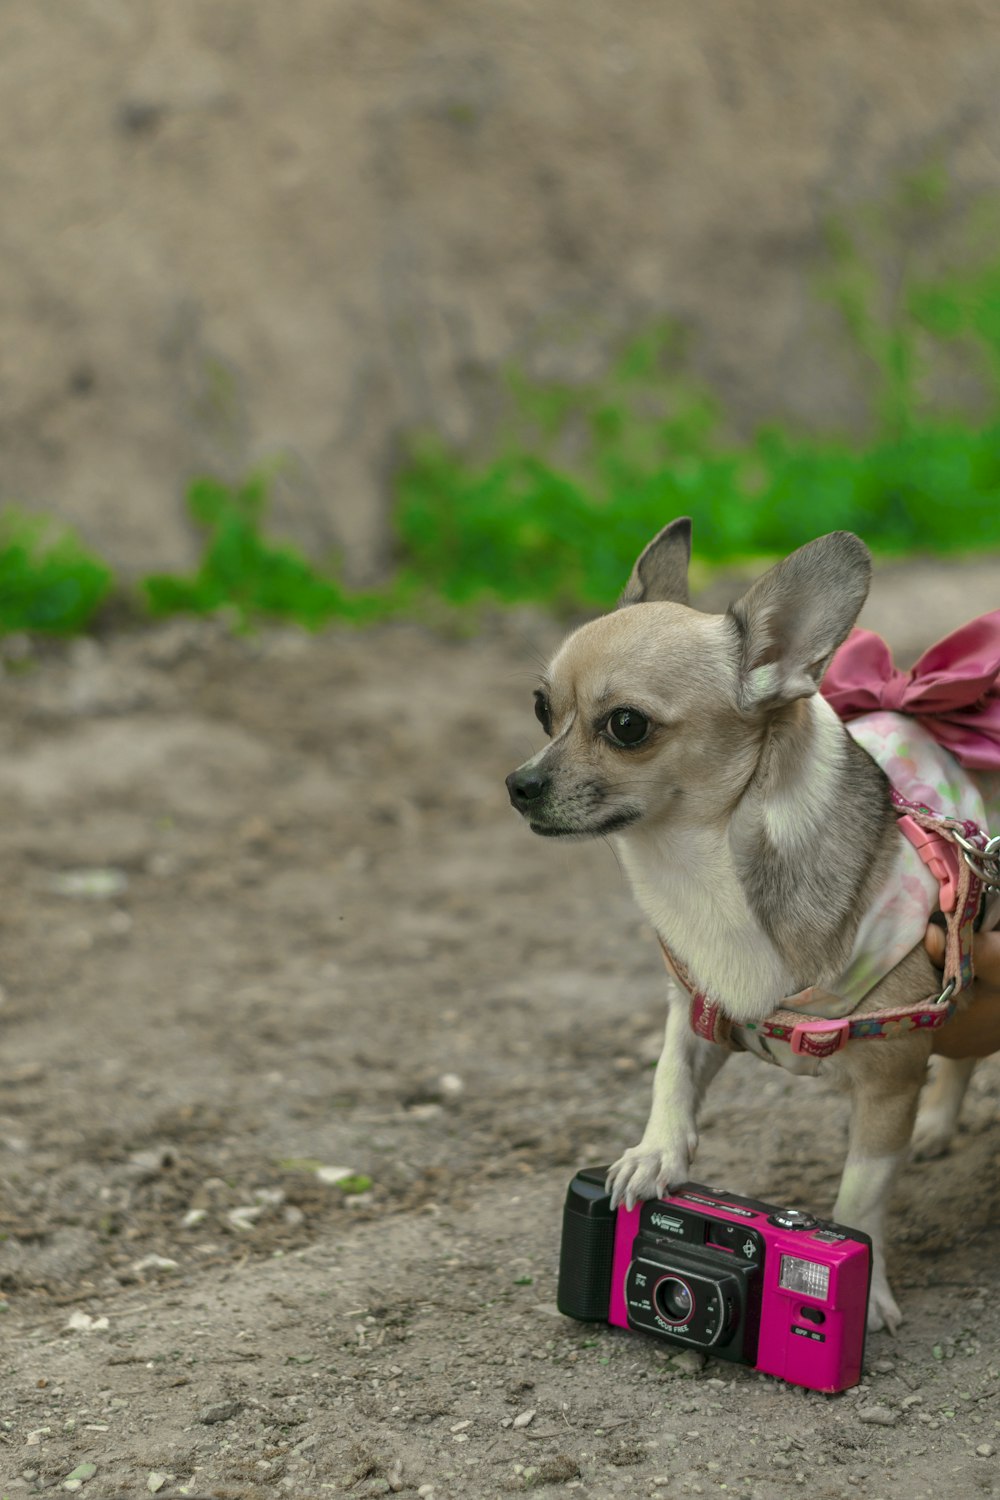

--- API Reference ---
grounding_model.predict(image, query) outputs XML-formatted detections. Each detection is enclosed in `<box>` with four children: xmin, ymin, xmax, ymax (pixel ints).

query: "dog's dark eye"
<box><xmin>606</xmin><ymin>708</ymin><xmax>649</xmax><ymax>746</ymax></box>
<box><xmin>533</xmin><ymin>691</ymin><xmax>552</xmax><ymax>736</ymax></box>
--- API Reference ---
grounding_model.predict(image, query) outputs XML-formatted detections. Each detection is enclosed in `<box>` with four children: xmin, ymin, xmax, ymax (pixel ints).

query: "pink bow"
<box><xmin>820</xmin><ymin>610</ymin><xmax>1000</xmax><ymax>771</ymax></box>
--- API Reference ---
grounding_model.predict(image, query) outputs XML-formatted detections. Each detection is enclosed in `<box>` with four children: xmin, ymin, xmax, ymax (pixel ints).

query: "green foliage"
<box><xmin>394</xmin><ymin>323</ymin><xmax>735</xmax><ymax>610</ymax></box>
<box><xmin>336</xmin><ymin>1174</ymin><xmax>373</xmax><ymax>1195</ymax></box>
<box><xmin>143</xmin><ymin>475</ymin><xmax>388</xmax><ymax>629</ymax></box>
<box><xmin>4</xmin><ymin>173</ymin><xmax>1000</xmax><ymax>639</ymax></box>
<box><xmin>0</xmin><ymin>511</ymin><xmax>112</xmax><ymax>634</ymax></box>
<box><xmin>393</xmin><ymin>180</ymin><xmax>1000</xmax><ymax>610</ymax></box>
<box><xmin>395</xmin><ymin>371</ymin><xmax>1000</xmax><ymax>612</ymax></box>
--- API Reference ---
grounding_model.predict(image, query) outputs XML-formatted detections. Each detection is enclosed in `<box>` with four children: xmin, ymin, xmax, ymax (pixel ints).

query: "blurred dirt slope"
<box><xmin>4</xmin><ymin>0</ymin><xmax>1000</xmax><ymax>575</ymax></box>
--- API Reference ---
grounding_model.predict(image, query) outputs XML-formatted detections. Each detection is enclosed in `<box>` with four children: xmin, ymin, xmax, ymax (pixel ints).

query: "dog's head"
<box><xmin>505</xmin><ymin>519</ymin><xmax>871</xmax><ymax>838</ymax></box>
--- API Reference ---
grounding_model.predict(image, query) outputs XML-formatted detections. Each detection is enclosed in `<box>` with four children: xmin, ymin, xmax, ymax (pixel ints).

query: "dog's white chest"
<box><xmin>615</xmin><ymin>827</ymin><xmax>797</xmax><ymax>1017</ymax></box>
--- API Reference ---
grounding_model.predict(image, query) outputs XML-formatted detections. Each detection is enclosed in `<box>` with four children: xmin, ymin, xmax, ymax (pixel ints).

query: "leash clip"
<box><xmin>935</xmin><ymin>978</ymin><xmax>957</xmax><ymax>1008</ymax></box>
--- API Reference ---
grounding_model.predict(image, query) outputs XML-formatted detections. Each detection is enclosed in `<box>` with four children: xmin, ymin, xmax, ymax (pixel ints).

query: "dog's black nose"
<box><xmin>506</xmin><ymin>768</ymin><xmax>549</xmax><ymax>810</ymax></box>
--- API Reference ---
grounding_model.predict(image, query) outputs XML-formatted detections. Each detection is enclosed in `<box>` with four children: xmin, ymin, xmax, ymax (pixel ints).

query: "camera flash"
<box><xmin>779</xmin><ymin>1255</ymin><xmax>830</xmax><ymax>1300</ymax></box>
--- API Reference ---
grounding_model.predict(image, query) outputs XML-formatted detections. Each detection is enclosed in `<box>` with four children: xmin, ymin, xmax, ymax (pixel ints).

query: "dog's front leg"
<box><xmin>832</xmin><ymin>1056</ymin><xmax>926</xmax><ymax>1335</ymax></box>
<box><xmin>607</xmin><ymin>993</ymin><xmax>727</xmax><ymax>1211</ymax></box>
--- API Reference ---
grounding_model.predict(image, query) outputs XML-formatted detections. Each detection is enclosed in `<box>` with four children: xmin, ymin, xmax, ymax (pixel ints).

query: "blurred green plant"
<box><xmin>5</xmin><ymin>171</ymin><xmax>1000</xmax><ymax>639</ymax></box>
<box><xmin>393</xmin><ymin>169</ymin><xmax>1000</xmax><ymax>608</ymax></box>
<box><xmin>142</xmin><ymin>474</ymin><xmax>390</xmax><ymax>629</ymax></box>
<box><xmin>0</xmin><ymin>511</ymin><xmax>112</xmax><ymax>634</ymax></box>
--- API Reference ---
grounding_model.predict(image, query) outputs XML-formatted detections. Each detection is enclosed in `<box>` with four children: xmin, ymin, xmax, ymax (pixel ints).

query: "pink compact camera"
<box><xmin>557</xmin><ymin>1168</ymin><xmax>871</xmax><ymax>1392</ymax></box>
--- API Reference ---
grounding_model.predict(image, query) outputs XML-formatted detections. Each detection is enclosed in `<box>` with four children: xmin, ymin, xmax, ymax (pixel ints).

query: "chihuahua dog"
<box><xmin>506</xmin><ymin>520</ymin><xmax>995</xmax><ymax>1332</ymax></box>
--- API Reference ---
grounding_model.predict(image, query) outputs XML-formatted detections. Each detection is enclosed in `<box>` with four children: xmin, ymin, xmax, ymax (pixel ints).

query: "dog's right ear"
<box><xmin>618</xmin><ymin>517</ymin><xmax>692</xmax><ymax>607</ymax></box>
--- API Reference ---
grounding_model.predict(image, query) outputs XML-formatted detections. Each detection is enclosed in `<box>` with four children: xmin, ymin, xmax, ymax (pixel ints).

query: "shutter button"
<box><xmin>767</xmin><ymin>1209</ymin><xmax>817</xmax><ymax>1230</ymax></box>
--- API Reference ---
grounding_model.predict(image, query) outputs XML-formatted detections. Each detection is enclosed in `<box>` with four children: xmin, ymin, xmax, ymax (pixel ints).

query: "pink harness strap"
<box><xmin>670</xmin><ymin>944</ymin><xmax>965</xmax><ymax>1060</ymax></box>
<box><xmin>889</xmin><ymin>787</ymin><xmax>990</xmax><ymax>994</ymax></box>
<box><xmin>670</xmin><ymin>794</ymin><xmax>993</xmax><ymax>1059</ymax></box>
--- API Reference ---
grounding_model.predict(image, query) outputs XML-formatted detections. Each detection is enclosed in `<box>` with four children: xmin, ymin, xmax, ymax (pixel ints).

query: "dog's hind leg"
<box><xmin>832</xmin><ymin>1052</ymin><xmax>927</xmax><ymax>1334</ymax></box>
<box><xmin>911</xmin><ymin>1056</ymin><xmax>977</xmax><ymax>1160</ymax></box>
<box><xmin>606</xmin><ymin>993</ymin><xmax>728</xmax><ymax>1211</ymax></box>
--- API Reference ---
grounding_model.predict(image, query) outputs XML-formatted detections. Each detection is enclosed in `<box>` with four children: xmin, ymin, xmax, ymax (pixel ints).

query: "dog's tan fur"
<box><xmin>507</xmin><ymin>521</ymin><xmax>983</xmax><ymax>1333</ymax></box>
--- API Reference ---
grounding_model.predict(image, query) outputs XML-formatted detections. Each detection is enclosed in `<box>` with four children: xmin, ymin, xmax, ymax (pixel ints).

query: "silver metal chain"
<box><xmin>952</xmin><ymin>831</ymin><xmax>1000</xmax><ymax>891</ymax></box>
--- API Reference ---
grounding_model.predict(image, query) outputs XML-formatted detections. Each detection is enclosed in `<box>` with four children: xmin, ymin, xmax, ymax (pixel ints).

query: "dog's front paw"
<box><xmin>866</xmin><ymin>1268</ymin><xmax>903</xmax><ymax>1335</ymax></box>
<box><xmin>606</xmin><ymin>1138</ymin><xmax>695</xmax><ymax>1212</ymax></box>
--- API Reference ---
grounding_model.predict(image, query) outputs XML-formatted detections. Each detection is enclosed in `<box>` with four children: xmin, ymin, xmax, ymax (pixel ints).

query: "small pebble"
<box><xmin>63</xmin><ymin>1462</ymin><xmax>97</xmax><ymax>1490</ymax></box>
<box><xmin>49</xmin><ymin>868</ymin><xmax>128</xmax><ymax>899</ymax></box>
<box><xmin>198</xmin><ymin>1400</ymin><xmax>242</xmax><ymax>1424</ymax></box>
<box><xmin>977</xmin><ymin>1443</ymin><xmax>996</xmax><ymax>1457</ymax></box>
<box><xmin>858</xmin><ymin>1406</ymin><xmax>898</xmax><ymax>1427</ymax></box>
<box><xmin>672</xmin><ymin>1350</ymin><xmax>707</xmax><ymax>1375</ymax></box>
<box><xmin>131</xmin><ymin>1254</ymin><xmax>179</xmax><ymax>1274</ymax></box>
<box><xmin>64</xmin><ymin>1311</ymin><xmax>109</xmax><ymax>1333</ymax></box>
<box><xmin>513</xmin><ymin>1409</ymin><xmax>536</xmax><ymax>1428</ymax></box>
<box><xmin>228</xmin><ymin>1206</ymin><xmax>264</xmax><ymax>1230</ymax></box>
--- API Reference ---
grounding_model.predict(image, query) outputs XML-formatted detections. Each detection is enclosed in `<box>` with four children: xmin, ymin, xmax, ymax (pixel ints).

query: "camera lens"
<box><xmin>654</xmin><ymin>1276</ymin><xmax>694</xmax><ymax>1323</ymax></box>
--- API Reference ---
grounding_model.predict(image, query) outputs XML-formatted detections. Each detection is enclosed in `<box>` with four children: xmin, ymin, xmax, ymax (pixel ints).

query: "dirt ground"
<box><xmin>1</xmin><ymin>557</ymin><xmax>1000</xmax><ymax>1500</ymax></box>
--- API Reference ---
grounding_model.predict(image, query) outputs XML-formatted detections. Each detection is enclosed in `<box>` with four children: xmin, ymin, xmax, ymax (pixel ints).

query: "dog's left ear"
<box><xmin>618</xmin><ymin>516</ymin><xmax>692</xmax><ymax>607</ymax></box>
<box><xmin>729</xmin><ymin>531</ymin><xmax>871</xmax><ymax>710</ymax></box>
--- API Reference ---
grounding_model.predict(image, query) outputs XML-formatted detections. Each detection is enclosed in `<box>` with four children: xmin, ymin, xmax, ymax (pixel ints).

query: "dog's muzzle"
<box><xmin>506</xmin><ymin>767</ymin><xmax>549</xmax><ymax>814</ymax></box>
